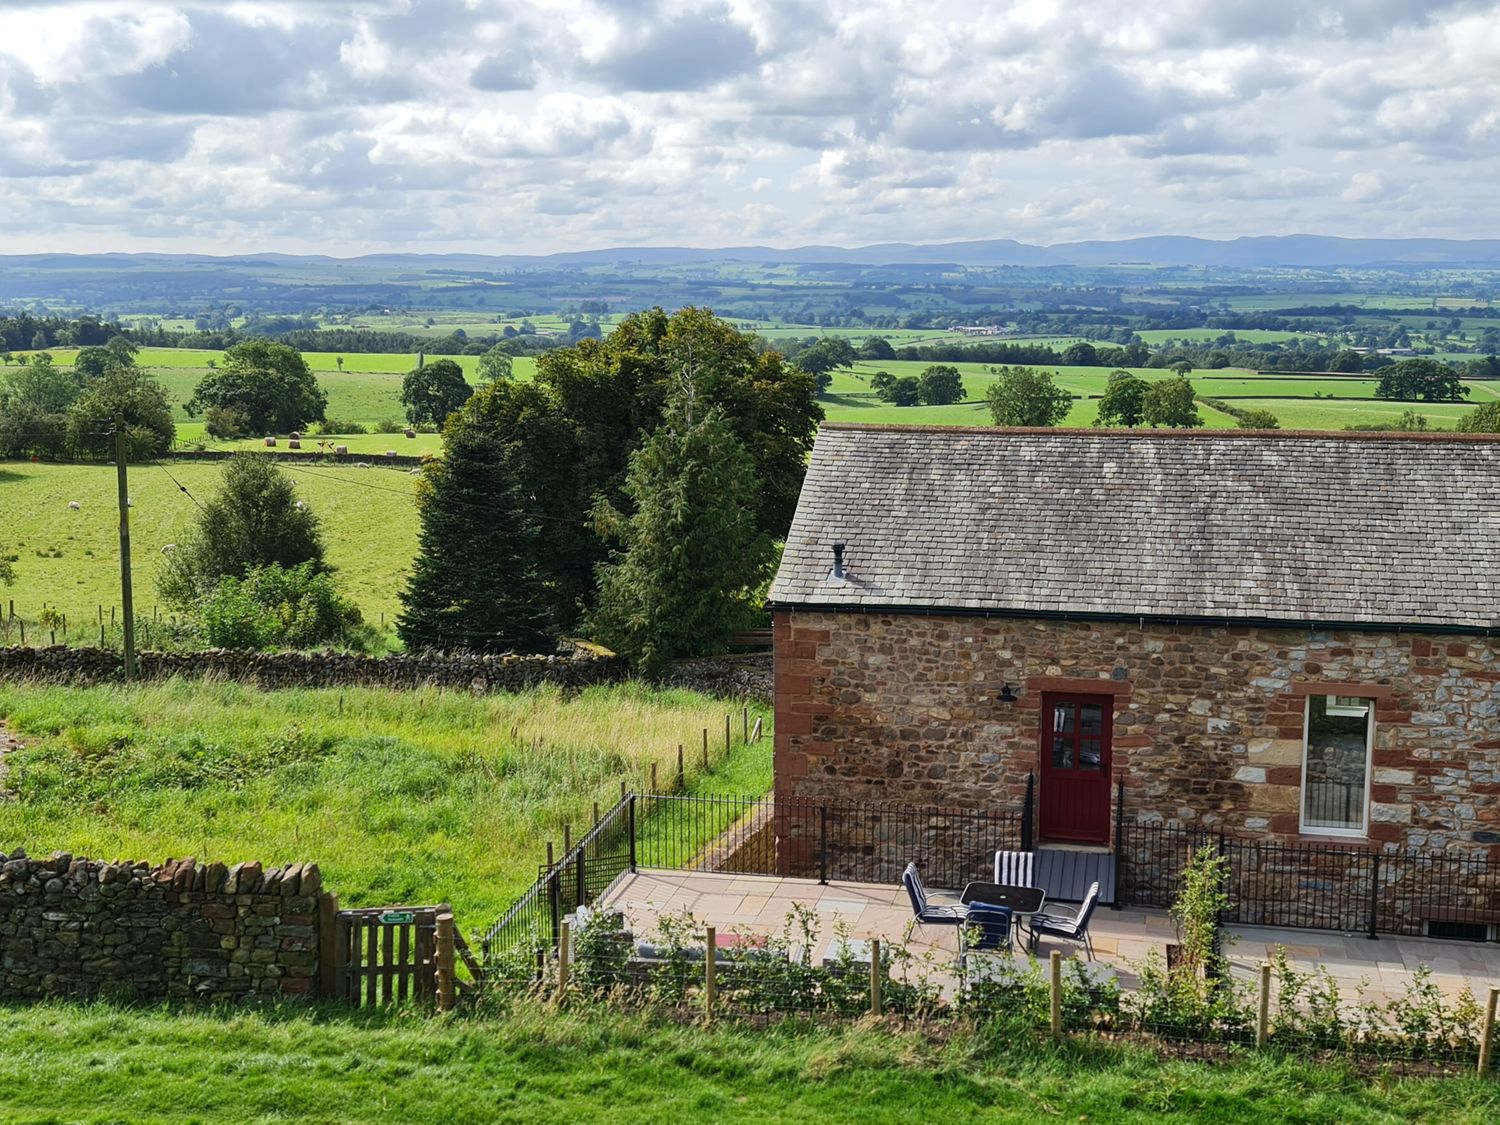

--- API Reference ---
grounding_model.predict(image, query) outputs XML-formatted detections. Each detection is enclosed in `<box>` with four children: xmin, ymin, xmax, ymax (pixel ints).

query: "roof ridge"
<box><xmin>818</xmin><ymin>422</ymin><xmax>1500</xmax><ymax>443</ymax></box>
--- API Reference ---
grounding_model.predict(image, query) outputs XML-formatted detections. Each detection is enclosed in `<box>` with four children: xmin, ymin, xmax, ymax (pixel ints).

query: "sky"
<box><xmin>0</xmin><ymin>0</ymin><xmax>1498</xmax><ymax>256</ymax></box>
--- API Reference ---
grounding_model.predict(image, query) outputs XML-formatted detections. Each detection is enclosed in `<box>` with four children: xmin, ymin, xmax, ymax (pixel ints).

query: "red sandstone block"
<box><xmin>779</xmin><ymin>674</ymin><xmax>813</xmax><ymax>694</ymax></box>
<box><xmin>779</xmin><ymin>711</ymin><xmax>812</xmax><ymax>735</ymax></box>
<box><xmin>1411</xmin><ymin>639</ymin><xmax>1433</xmax><ymax>657</ymax></box>
<box><xmin>1268</xmin><ymin>813</ymin><xmax>1299</xmax><ymax>834</ymax></box>
<box><xmin>1448</xmin><ymin>643</ymin><xmax>1470</xmax><ymax>657</ymax></box>
<box><xmin>1370</xmin><ymin>785</ymin><xmax>1399</xmax><ymax>803</ymax></box>
<box><xmin>1266</xmin><ymin>766</ymin><xmax>1302</xmax><ymax>786</ymax></box>
<box><xmin>793</xmin><ymin>628</ymin><xmax>831</xmax><ymax>643</ymax></box>
<box><xmin>1369</xmin><ymin>823</ymin><xmax>1401</xmax><ymax>843</ymax></box>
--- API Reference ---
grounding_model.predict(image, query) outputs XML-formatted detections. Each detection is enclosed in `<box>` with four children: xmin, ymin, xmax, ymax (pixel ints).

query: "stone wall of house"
<box><xmin>773</xmin><ymin>610</ymin><xmax>1500</xmax><ymax>855</ymax></box>
<box><xmin>0</xmin><ymin>848</ymin><xmax>324</xmax><ymax>1001</ymax></box>
<box><xmin>0</xmin><ymin>646</ymin><xmax>772</xmax><ymax>700</ymax></box>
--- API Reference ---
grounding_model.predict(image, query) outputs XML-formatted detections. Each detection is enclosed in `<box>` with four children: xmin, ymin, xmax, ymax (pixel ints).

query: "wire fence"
<box><xmin>477</xmin><ymin>907</ymin><xmax>1500</xmax><ymax>1076</ymax></box>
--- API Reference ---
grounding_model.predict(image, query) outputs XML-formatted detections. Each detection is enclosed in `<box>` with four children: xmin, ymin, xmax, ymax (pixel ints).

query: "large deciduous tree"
<box><xmin>65</xmin><ymin>365</ymin><xmax>175</xmax><ymax>460</ymax></box>
<box><xmin>985</xmin><ymin>366</ymin><xmax>1072</xmax><ymax>427</ymax></box>
<box><xmin>1096</xmin><ymin>370</ymin><xmax>1148</xmax><ymax>427</ymax></box>
<box><xmin>187</xmin><ymin>340</ymin><xmax>328</xmax><ymax>434</ymax></box>
<box><xmin>1375</xmin><ymin>358</ymin><xmax>1469</xmax><ymax>403</ymax></box>
<box><xmin>917</xmin><ymin>365</ymin><xmax>965</xmax><ymax>405</ymax></box>
<box><xmin>1142</xmin><ymin>375</ymin><xmax>1201</xmax><ymax>428</ymax></box>
<box><xmin>402</xmin><ymin>358</ymin><xmax>474</xmax><ymax>427</ymax></box>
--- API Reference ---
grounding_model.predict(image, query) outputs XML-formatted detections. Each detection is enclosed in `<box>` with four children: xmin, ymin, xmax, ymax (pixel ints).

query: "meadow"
<box><xmin>0</xmin><ymin>679</ymin><xmax>772</xmax><ymax>927</ymax></box>
<box><xmin>1</xmin><ymin>460</ymin><xmax>419</xmax><ymax>627</ymax></box>
<box><xmin>13</xmin><ymin>340</ymin><xmax>1493</xmax><ymax>439</ymax></box>
<box><xmin>0</xmin><ymin>1001</ymin><xmax>1493</xmax><ymax>1124</ymax></box>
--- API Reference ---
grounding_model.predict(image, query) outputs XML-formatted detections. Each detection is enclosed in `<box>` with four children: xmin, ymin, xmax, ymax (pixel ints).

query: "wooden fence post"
<box><xmin>557</xmin><ymin>918</ymin><xmax>571</xmax><ymax>1000</ymax></box>
<box><xmin>435</xmin><ymin>912</ymin><xmax>456</xmax><ymax>1013</ymax></box>
<box><xmin>1480</xmin><ymin>986</ymin><xmax>1499</xmax><ymax>1077</ymax></box>
<box><xmin>743</xmin><ymin>707</ymin><xmax>748</xmax><ymax>742</ymax></box>
<box><xmin>702</xmin><ymin>728</ymin><xmax>709</xmax><ymax>763</ymax></box>
<box><xmin>677</xmin><ymin>745</ymin><xmax>685</xmax><ymax>788</ymax></box>
<box><xmin>317</xmin><ymin>892</ymin><xmax>340</xmax><ymax>999</ymax></box>
<box><xmin>1049</xmin><ymin>951</ymin><xmax>1063</xmax><ymax>1042</ymax></box>
<box><xmin>870</xmin><ymin>938</ymin><xmax>882</xmax><ymax>1016</ymax></box>
<box><xmin>704</xmin><ymin>925</ymin><xmax>716</xmax><ymax>1023</ymax></box>
<box><xmin>1256</xmin><ymin>961</ymin><xmax>1271</xmax><ymax>1048</ymax></box>
<box><xmin>724</xmin><ymin>714</ymin><xmax>730</xmax><ymax>755</ymax></box>
<box><xmin>650</xmin><ymin>761</ymin><xmax>658</xmax><ymax>793</ymax></box>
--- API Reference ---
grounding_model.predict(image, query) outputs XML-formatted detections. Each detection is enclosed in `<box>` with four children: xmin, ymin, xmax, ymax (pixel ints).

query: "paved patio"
<box><xmin>600</xmin><ymin>869</ymin><xmax>1500</xmax><ymax>1004</ymax></box>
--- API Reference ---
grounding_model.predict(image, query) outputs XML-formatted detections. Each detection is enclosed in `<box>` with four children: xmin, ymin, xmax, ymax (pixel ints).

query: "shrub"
<box><xmin>315</xmin><ymin>419</ymin><xmax>369</xmax><ymax>435</ymax></box>
<box><xmin>203</xmin><ymin>404</ymin><xmax>251</xmax><ymax>440</ymax></box>
<box><xmin>374</xmin><ymin>418</ymin><xmax>403</xmax><ymax>434</ymax></box>
<box><xmin>199</xmin><ymin>562</ymin><xmax>366</xmax><ymax>650</ymax></box>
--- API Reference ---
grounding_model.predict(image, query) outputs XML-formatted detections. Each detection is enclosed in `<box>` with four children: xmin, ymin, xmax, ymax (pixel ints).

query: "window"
<box><xmin>1301</xmin><ymin>694</ymin><xmax>1373</xmax><ymax>836</ymax></box>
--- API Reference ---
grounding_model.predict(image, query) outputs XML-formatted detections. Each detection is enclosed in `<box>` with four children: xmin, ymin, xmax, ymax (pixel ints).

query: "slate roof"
<box><xmin>767</xmin><ymin>424</ymin><xmax>1500</xmax><ymax>630</ymax></box>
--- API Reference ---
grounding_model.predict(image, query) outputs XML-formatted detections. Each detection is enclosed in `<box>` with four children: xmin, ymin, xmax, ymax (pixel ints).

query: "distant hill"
<box><xmin>7</xmin><ymin>235</ymin><xmax>1500</xmax><ymax>273</ymax></box>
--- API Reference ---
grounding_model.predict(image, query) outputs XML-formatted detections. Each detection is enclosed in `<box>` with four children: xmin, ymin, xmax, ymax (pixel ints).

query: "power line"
<box><xmin>147</xmin><ymin>458</ymin><xmax>208</xmax><ymax>513</ymax></box>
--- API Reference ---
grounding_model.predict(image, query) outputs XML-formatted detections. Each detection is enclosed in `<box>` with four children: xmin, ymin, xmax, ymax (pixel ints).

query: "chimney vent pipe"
<box><xmin>831</xmin><ymin>543</ymin><xmax>846</xmax><ymax>580</ymax></box>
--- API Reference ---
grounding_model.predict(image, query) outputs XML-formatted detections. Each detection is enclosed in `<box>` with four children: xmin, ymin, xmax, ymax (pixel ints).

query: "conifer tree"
<box><xmin>588</xmin><ymin>399</ymin><xmax>774</xmax><ymax>675</ymax></box>
<box><xmin>397</xmin><ymin>425</ymin><xmax>553</xmax><ymax>653</ymax></box>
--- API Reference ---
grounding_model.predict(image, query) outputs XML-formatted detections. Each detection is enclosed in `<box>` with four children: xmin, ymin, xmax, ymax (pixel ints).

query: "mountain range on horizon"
<box><xmin>7</xmin><ymin>234</ymin><xmax>1500</xmax><ymax>271</ymax></box>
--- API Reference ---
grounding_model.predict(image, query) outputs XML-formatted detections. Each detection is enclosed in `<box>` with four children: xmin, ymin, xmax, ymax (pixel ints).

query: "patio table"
<box><xmin>960</xmin><ymin>882</ymin><xmax>1046</xmax><ymax>926</ymax></box>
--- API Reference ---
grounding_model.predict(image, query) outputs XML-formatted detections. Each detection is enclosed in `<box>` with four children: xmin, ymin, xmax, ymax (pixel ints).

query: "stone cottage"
<box><xmin>767</xmin><ymin>424</ymin><xmax>1500</xmax><ymax>857</ymax></box>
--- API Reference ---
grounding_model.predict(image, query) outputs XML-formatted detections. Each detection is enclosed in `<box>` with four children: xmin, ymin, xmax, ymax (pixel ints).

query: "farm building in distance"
<box><xmin>767</xmin><ymin>424</ymin><xmax>1500</xmax><ymax>868</ymax></box>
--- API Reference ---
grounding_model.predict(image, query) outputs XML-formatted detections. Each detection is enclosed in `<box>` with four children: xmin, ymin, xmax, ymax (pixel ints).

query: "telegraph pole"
<box><xmin>114</xmin><ymin>415</ymin><xmax>136</xmax><ymax>681</ymax></box>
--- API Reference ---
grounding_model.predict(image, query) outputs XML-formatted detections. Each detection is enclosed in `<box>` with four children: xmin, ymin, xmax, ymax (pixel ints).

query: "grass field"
<box><xmin>0</xmin><ymin>679</ymin><xmax>771</xmax><ymax>926</ymax></box>
<box><xmin>14</xmin><ymin>343</ymin><xmax>1490</xmax><ymax>438</ymax></box>
<box><xmin>0</xmin><ymin>1001</ymin><xmax>1493</xmax><ymax>1124</ymax></box>
<box><xmin>0</xmin><ymin>461</ymin><xmax>419</xmax><ymax>626</ymax></box>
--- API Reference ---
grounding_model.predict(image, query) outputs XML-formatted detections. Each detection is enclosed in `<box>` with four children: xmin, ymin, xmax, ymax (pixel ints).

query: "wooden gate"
<box><xmin>330</xmin><ymin>905</ymin><xmax>443</xmax><ymax>1007</ymax></box>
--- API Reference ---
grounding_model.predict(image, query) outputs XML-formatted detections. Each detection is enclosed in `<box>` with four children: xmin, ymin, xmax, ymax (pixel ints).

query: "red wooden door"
<box><xmin>1038</xmin><ymin>694</ymin><xmax>1113</xmax><ymax>844</ymax></box>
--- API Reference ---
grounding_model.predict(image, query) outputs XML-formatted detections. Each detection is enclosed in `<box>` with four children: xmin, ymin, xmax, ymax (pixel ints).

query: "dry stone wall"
<box><xmin>0</xmin><ymin>647</ymin><xmax>772</xmax><ymax>700</ymax></box>
<box><xmin>0</xmin><ymin>848</ymin><xmax>324</xmax><ymax>1001</ymax></box>
<box><xmin>773</xmin><ymin>610</ymin><xmax>1500</xmax><ymax>855</ymax></box>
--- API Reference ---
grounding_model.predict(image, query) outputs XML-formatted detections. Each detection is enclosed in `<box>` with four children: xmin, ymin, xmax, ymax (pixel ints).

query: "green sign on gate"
<box><xmin>378</xmin><ymin>910</ymin><xmax>416</xmax><ymax>925</ymax></box>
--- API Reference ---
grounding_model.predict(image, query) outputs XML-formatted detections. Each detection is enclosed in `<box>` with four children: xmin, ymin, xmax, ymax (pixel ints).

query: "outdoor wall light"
<box><xmin>997</xmin><ymin>683</ymin><xmax>1018</xmax><ymax>704</ymax></box>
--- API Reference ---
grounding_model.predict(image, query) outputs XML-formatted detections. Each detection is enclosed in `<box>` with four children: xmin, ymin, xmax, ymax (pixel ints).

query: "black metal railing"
<box><xmin>483</xmin><ymin>782</ymin><xmax>1499</xmax><ymax>964</ymax></box>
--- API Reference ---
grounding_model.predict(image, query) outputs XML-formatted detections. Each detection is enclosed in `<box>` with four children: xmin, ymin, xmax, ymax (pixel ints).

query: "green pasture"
<box><xmin>0</xmin><ymin>1001</ymin><xmax>1493</xmax><ymax>1125</ymax></box>
<box><xmin>0</xmin><ymin>679</ymin><xmax>772</xmax><ymax>925</ymax></box>
<box><xmin>0</xmin><ymin>460</ymin><xmax>419</xmax><ymax>626</ymax></box>
<box><xmin>1226</xmin><ymin>399</ymin><xmax>1477</xmax><ymax>430</ymax></box>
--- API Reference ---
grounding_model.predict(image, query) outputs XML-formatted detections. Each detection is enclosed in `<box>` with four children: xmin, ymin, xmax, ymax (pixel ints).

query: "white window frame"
<box><xmin>1299</xmin><ymin>693</ymin><xmax>1375</xmax><ymax>839</ymax></box>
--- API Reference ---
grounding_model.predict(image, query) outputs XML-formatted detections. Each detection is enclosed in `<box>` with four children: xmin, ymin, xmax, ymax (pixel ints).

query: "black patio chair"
<box><xmin>1028</xmin><ymin>880</ymin><xmax>1101</xmax><ymax>960</ymax></box>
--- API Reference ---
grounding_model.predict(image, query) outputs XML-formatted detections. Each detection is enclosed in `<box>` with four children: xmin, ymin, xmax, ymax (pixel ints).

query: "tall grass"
<box><xmin>0</xmin><ymin>679</ymin><xmax>771</xmax><ymax>926</ymax></box>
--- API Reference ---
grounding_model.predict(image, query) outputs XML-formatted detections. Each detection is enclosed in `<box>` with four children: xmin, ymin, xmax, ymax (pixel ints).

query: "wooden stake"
<box><xmin>650</xmin><ymin>761</ymin><xmax>658</xmax><ymax>793</ymax></box>
<box><xmin>702</xmin><ymin>740</ymin><xmax>709</xmax><ymax>770</ymax></box>
<box><xmin>702</xmin><ymin>728</ymin><xmax>708</xmax><ymax>762</ymax></box>
<box><xmin>704</xmin><ymin>925</ymin><xmax>716</xmax><ymax>1023</ymax></box>
<box><xmin>1256</xmin><ymin>961</ymin><xmax>1271</xmax><ymax>1048</ymax></box>
<box><xmin>435</xmin><ymin>912</ymin><xmax>456</xmax><ymax>1012</ymax></box>
<box><xmin>546</xmin><ymin>841</ymin><xmax>554</xmax><ymax>869</ymax></box>
<box><xmin>620</xmin><ymin>779</ymin><xmax>627</xmax><ymax>802</ymax></box>
<box><xmin>557</xmin><ymin>919</ymin><xmax>570</xmax><ymax>999</ymax></box>
<box><xmin>1049</xmin><ymin>951</ymin><xmax>1063</xmax><ymax>1042</ymax></box>
<box><xmin>743</xmin><ymin>707</ymin><xmax>748</xmax><ymax>742</ymax></box>
<box><xmin>724</xmin><ymin>714</ymin><xmax>730</xmax><ymax>755</ymax></box>
<box><xmin>1480</xmin><ymin>986</ymin><xmax>1500</xmax><ymax>1077</ymax></box>
<box><xmin>563</xmin><ymin>824</ymin><xmax>571</xmax><ymax>854</ymax></box>
<box><xmin>870</xmin><ymin>937</ymin><xmax>882</xmax><ymax>1016</ymax></box>
<box><xmin>677</xmin><ymin>745</ymin><xmax>685</xmax><ymax>788</ymax></box>
<box><xmin>593</xmin><ymin>802</ymin><xmax>600</xmax><ymax>826</ymax></box>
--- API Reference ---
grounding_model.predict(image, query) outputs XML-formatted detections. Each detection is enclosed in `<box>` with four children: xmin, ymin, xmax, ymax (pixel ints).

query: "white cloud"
<box><xmin>0</xmin><ymin>0</ymin><xmax>1498</xmax><ymax>253</ymax></box>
